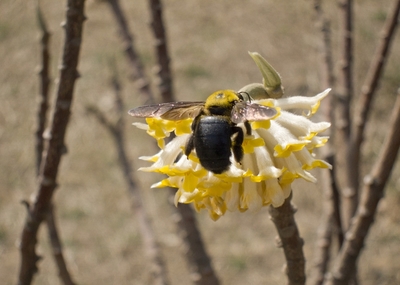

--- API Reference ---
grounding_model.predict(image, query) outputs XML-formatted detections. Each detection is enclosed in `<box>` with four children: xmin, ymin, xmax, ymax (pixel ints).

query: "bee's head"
<box><xmin>205</xmin><ymin>90</ymin><xmax>241</xmax><ymax>115</ymax></box>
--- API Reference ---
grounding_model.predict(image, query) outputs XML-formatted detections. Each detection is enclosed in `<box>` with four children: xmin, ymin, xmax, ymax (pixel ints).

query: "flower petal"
<box><xmin>257</xmin><ymin>88</ymin><xmax>331</xmax><ymax>116</ymax></box>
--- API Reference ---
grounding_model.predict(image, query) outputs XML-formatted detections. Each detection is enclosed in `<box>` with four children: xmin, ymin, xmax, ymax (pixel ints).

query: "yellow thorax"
<box><xmin>204</xmin><ymin>90</ymin><xmax>240</xmax><ymax>116</ymax></box>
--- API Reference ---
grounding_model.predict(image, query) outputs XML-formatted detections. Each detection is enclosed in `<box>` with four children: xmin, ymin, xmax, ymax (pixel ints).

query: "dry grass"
<box><xmin>1</xmin><ymin>0</ymin><xmax>400</xmax><ymax>284</ymax></box>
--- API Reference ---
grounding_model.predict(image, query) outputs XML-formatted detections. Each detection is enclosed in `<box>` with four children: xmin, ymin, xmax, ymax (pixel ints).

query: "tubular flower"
<box><xmin>134</xmin><ymin>88</ymin><xmax>332</xmax><ymax>220</ymax></box>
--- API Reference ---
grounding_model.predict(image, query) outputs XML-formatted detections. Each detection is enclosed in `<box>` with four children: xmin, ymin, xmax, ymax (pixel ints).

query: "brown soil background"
<box><xmin>1</xmin><ymin>0</ymin><xmax>400</xmax><ymax>284</ymax></box>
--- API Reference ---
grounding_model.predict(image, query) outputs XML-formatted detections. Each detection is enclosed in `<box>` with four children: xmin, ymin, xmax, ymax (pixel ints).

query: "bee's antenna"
<box><xmin>238</xmin><ymin>91</ymin><xmax>251</xmax><ymax>102</ymax></box>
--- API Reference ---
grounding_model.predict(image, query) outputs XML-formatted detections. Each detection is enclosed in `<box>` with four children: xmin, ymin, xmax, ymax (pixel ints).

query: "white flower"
<box><xmin>133</xmin><ymin>89</ymin><xmax>331</xmax><ymax>220</ymax></box>
<box><xmin>131</xmin><ymin>52</ymin><xmax>331</xmax><ymax>220</ymax></box>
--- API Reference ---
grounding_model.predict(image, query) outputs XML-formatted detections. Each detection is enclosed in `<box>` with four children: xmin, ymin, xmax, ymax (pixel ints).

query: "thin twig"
<box><xmin>147</xmin><ymin>1</ymin><xmax>220</xmax><ymax>283</ymax></box>
<box><xmin>17</xmin><ymin>1</ymin><xmax>86</xmax><ymax>284</ymax></box>
<box><xmin>35</xmin><ymin>3</ymin><xmax>77</xmax><ymax>285</ymax></box>
<box><xmin>35</xmin><ymin>1</ymin><xmax>51</xmax><ymax>175</ymax></box>
<box><xmin>336</xmin><ymin>0</ymin><xmax>353</xmax><ymax>138</ymax></box>
<box><xmin>334</xmin><ymin>0</ymin><xmax>360</xmax><ymax>285</ymax></box>
<box><xmin>106</xmin><ymin>0</ymin><xmax>155</xmax><ymax>104</ymax></box>
<box><xmin>311</xmin><ymin>209</ymin><xmax>333</xmax><ymax>285</ymax></box>
<box><xmin>172</xmin><ymin>196</ymin><xmax>220</xmax><ymax>285</ymax></box>
<box><xmin>86</xmin><ymin>67</ymin><xmax>170</xmax><ymax>285</ymax></box>
<box><xmin>325</xmin><ymin>89</ymin><xmax>400</xmax><ymax>285</ymax></box>
<box><xmin>335</xmin><ymin>0</ymin><xmax>358</xmax><ymax>232</ymax></box>
<box><xmin>333</xmin><ymin>4</ymin><xmax>360</xmax><ymax>279</ymax></box>
<box><xmin>313</xmin><ymin>0</ymin><xmax>335</xmax><ymax>90</ymax></box>
<box><xmin>350</xmin><ymin>0</ymin><xmax>400</xmax><ymax>179</ymax></box>
<box><xmin>269</xmin><ymin>193</ymin><xmax>306</xmax><ymax>285</ymax></box>
<box><xmin>310</xmin><ymin>155</ymin><xmax>343</xmax><ymax>285</ymax></box>
<box><xmin>310</xmin><ymin>3</ymin><xmax>342</xmax><ymax>283</ymax></box>
<box><xmin>148</xmin><ymin>0</ymin><xmax>174</xmax><ymax>103</ymax></box>
<box><xmin>45</xmin><ymin>205</ymin><xmax>76</xmax><ymax>285</ymax></box>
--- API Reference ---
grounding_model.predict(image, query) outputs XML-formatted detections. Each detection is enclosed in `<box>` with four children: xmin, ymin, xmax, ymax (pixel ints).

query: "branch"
<box><xmin>107</xmin><ymin>0</ymin><xmax>220</xmax><ymax>281</ymax></box>
<box><xmin>335</xmin><ymin>0</ymin><xmax>358</xmax><ymax>232</ymax></box>
<box><xmin>87</xmin><ymin>70</ymin><xmax>170</xmax><ymax>285</ymax></box>
<box><xmin>313</xmin><ymin>0</ymin><xmax>342</xmax><ymax>239</ymax></box>
<box><xmin>311</xmin><ymin>204</ymin><xmax>334</xmax><ymax>285</ymax></box>
<box><xmin>35</xmin><ymin>4</ymin><xmax>77</xmax><ymax>285</ymax></box>
<box><xmin>336</xmin><ymin>0</ymin><xmax>353</xmax><ymax>138</ymax></box>
<box><xmin>172</xmin><ymin>196</ymin><xmax>220</xmax><ymax>285</ymax></box>
<box><xmin>146</xmin><ymin>1</ymin><xmax>220</xmax><ymax>283</ymax></box>
<box><xmin>17</xmin><ymin>1</ymin><xmax>86</xmax><ymax>284</ymax></box>
<box><xmin>35</xmin><ymin>2</ymin><xmax>51</xmax><ymax>175</ymax></box>
<box><xmin>336</xmin><ymin>0</ymin><xmax>353</xmax><ymax>136</ymax></box>
<box><xmin>313</xmin><ymin>0</ymin><xmax>335</xmax><ymax>90</ymax></box>
<box><xmin>325</xmin><ymin>89</ymin><xmax>400</xmax><ymax>285</ymax></box>
<box><xmin>310</xmin><ymin>3</ymin><xmax>343</xmax><ymax>282</ymax></box>
<box><xmin>310</xmin><ymin>155</ymin><xmax>343</xmax><ymax>285</ymax></box>
<box><xmin>46</xmin><ymin>205</ymin><xmax>77</xmax><ymax>285</ymax></box>
<box><xmin>351</xmin><ymin>0</ymin><xmax>400</xmax><ymax>174</ymax></box>
<box><xmin>106</xmin><ymin>0</ymin><xmax>155</xmax><ymax>104</ymax></box>
<box><xmin>86</xmin><ymin>106</ymin><xmax>116</xmax><ymax>135</ymax></box>
<box><xmin>269</xmin><ymin>193</ymin><xmax>306</xmax><ymax>285</ymax></box>
<box><xmin>148</xmin><ymin>0</ymin><xmax>174</xmax><ymax>103</ymax></box>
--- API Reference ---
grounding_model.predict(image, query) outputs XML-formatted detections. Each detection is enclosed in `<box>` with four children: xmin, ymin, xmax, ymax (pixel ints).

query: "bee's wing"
<box><xmin>128</xmin><ymin>101</ymin><xmax>204</xmax><ymax>121</ymax></box>
<box><xmin>231</xmin><ymin>102</ymin><xmax>277</xmax><ymax>124</ymax></box>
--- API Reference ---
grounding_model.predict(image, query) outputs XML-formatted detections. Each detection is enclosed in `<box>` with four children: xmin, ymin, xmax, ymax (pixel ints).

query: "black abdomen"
<box><xmin>194</xmin><ymin>116</ymin><xmax>232</xmax><ymax>174</ymax></box>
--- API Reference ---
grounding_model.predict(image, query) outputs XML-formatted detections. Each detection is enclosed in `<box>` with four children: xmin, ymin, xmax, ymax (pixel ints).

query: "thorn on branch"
<box><xmin>21</xmin><ymin>200</ymin><xmax>31</xmax><ymax>213</ymax></box>
<box><xmin>275</xmin><ymin>236</ymin><xmax>283</xmax><ymax>248</ymax></box>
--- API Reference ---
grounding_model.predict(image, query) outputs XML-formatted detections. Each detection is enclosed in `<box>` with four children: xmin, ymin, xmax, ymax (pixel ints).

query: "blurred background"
<box><xmin>1</xmin><ymin>0</ymin><xmax>399</xmax><ymax>284</ymax></box>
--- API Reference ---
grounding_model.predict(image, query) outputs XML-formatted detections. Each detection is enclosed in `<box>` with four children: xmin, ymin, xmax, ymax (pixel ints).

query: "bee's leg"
<box><xmin>231</xmin><ymin>126</ymin><xmax>244</xmax><ymax>163</ymax></box>
<box><xmin>185</xmin><ymin>115</ymin><xmax>200</xmax><ymax>158</ymax></box>
<box><xmin>244</xmin><ymin>121</ymin><xmax>251</xmax><ymax>135</ymax></box>
<box><xmin>185</xmin><ymin>135</ymin><xmax>194</xmax><ymax>158</ymax></box>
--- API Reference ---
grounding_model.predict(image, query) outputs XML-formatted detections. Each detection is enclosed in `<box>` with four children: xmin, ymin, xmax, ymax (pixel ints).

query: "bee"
<box><xmin>129</xmin><ymin>90</ymin><xmax>277</xmax><ymax>174</ymax></box>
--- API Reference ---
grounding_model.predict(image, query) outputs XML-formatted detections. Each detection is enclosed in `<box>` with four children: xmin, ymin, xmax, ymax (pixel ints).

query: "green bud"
<box><xmin>238</xmin><ymin>83</ymin><xmax>269</xmax><ymax>100</ymax></box>
<box><xmin>248</xmin><ymin>52</ymin><xmax>284</xmax><ymax>98</ymax></box>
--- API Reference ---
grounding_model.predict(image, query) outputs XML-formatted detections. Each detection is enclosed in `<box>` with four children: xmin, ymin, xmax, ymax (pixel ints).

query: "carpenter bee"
<box><xmin>129</xmin><ymin>90</ymin><xmax>277</xmax><ymax>174</ymax></box>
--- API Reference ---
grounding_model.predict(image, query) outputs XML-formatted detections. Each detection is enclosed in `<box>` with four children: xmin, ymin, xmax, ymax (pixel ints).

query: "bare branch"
<box><xmin>145</xmin><ymin>1</ymin><xmax>221</xmax><ymax>283</ymax></box>
<box><xmin>35</xmin><ymin>4</ymin><xmax>78</xmax><ymax>285</ymax></box>
<box><xmin>148</xmin><ymin>0</ymin><xmax>174</xmax><ymax>103</ymax></box>
<box><xmin>46</xmin><ymin>205</ymin><xmax>77</xmax><ymax>285</ymax></box>
<box><xmin>35</xmin><ymin>2</ymin><xmax>51</xmax><ymax>174</ymax></box>
<box><xmin>269</xmin><ymin>193</ymin><xmax>306</xmax><ymax>285</ymax></box>
<box><xmin>311</xmin><ymin>208</ymin><xmax>333</xmax><ymax>285</ymax></box>
<box><xmin>106</xmin><ymin>0</ymin><xmax>155</xmax><ymax>104</ymax></box>
<box><xmin>314</xmin><ymin>0</ymin><xmax>335</xmax><ymax>90</ymax></box>
<box><xmin>339</xmin><ymin>0</ymin><xmax>354</xmax><ymax>115</ymax></box>
<box><xmin>88</xmin><ymin>69</ymin><xmax>170</xmax><ymax>285</ymax></box>
<box><xmin>311</xmin><ymin>3</ymin><xmax>343</xmax><ymax>282</ymax></box>
<box><xmin>86</xmin><ymin>105</ymin><xmax>116</xmax><ymax>135</ymax></box>
<box><xmin>18</xmin><ymin>1</ymin><xmax>86</xmax><ymax>284</ymax></box>
<box><xmin>313</xmin><ymin>0</ymin><xmax>342</xmax><ymax>240</ymax></box>
<box><xmin>172</xmin><ymin>196</ymin><xmax>221</xmax><ymax>285</ymax></box>
<box><xmin>351</xmin><ymin>0</ymin><xmax>400</xmax><ymax>174</ymax></box>
<box><xmin>325</xmin><ymin>89</ymin><xmax>400</xmax><ymax>285</ymax></box>
<box><xmin>310</xmin><ymin>155</ymin><xmax>343</xmax><ymax>285</ymax></box>
<box><xmin>335</xmin><ymin>0</ymin><xmax>358</xmax><ymax>232</ymax></box>
<box><xmin>107</xmin><ymin>0</ymin><xmax>219</xmax><ymax>280</ymax></box>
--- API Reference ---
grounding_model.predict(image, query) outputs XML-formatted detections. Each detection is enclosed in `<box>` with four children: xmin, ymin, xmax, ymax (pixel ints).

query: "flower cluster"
<box><xmin>133</xmin><ymin>89</ymin><xmax>331</xmax><ymax>220</ymax></box>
